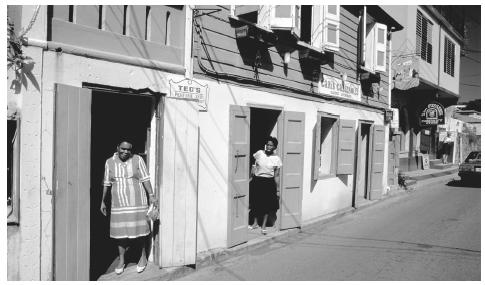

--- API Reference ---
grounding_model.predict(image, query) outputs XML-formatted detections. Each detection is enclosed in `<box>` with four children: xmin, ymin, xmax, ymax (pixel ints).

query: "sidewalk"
<box><xmin>98</xmin><ymin>167</ymin><xmax>459</xmax><ymax>281</ymax></box>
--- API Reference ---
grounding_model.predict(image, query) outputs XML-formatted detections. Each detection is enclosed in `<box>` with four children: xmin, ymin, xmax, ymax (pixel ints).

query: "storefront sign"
<box><xmin>392</xmin><ymin>55</ymin><xmax>419</xmax><ymax>90</ymax></box>
<box><xmin>169</xmin><ymin>78</ymin><xmax>209</xmax><ymax>111</ymax></box>
<box><xmin>318</xmin><ymin>74</ymin><xmax>361</xmax><ymax>102</ymax></box>
<box><xmin>422</xmin><ymin>154</ymin><xmax>430</xmax><ymax>170</ymax></box>
<box><xmin>418</xmin><ymin>102</ymin><xmax>445</xmax><ymax>126</ymax></box>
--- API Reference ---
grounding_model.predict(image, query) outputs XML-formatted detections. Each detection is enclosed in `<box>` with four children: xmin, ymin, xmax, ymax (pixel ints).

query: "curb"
<box><xmin>107</xmin><ymin>172</ymin><xmax>460</xmax><ymax>281</ymax></box>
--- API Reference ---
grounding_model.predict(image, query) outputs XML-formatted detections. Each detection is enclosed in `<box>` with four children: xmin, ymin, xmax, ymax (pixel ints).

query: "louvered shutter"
<box><xmin>416</xmin><ymin>10</ymin><xmax>422</xmax><ymax>58</ymax></box>
<box><xmin>313</xmin><ymin>113</ymin><xmax>322</xmax><ymax>180</ymax></box>
<box><xmin>374</xmin><ymin>23</ymin><xmax>387</xmax><ymax>72</ymax></box>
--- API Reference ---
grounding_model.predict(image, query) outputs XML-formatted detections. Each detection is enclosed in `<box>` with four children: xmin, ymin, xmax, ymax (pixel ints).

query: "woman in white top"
<box><xmin>442</xmin><ymin>132</ymin><xmax>453</xmax><ymax>164</ymax></box>
<box><xmin>248</xmin><ymin>136</ymin><xmax>282</xmax><ymax>235</ymax></box>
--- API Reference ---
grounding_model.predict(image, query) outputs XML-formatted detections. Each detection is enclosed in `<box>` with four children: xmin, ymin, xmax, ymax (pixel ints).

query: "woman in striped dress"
<box><xmin>100</xmin><ymin>141</ymin><xmax>157</xmax><ymax>274</ymax></box>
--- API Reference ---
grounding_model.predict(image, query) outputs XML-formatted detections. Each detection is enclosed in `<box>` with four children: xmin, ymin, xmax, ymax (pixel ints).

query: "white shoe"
<box><xmin>137</xmin><ymin>264</ymin><xmax>147</xmax><ymax>273</ymax></box>
<box><xmin>114</xmin><ymin>264</ymin><xmax>125</xmax><ymax>275</ymax></box>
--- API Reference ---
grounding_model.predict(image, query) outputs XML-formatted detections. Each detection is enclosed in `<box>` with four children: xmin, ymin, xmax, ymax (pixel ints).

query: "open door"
<box><xmin>54</xmin><ymin>84</ymin><xmax>91</xmax><ymax>280</ymax></box>
<box><xmin>228</xmin><ymin>105</ymin><xmax>251</xmax><ymax>247</ymax></box>
<box><xmin>279</xmin><ymin>111</ymin><xmax>305</xmax><ymax>230</ymax></box>
<box><xmin>369</xmin><ymin>125</ymin><xmax>385</xmax><ymax>200</ymax></box>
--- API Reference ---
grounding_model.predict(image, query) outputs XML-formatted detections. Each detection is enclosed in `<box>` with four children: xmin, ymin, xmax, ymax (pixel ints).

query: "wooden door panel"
<box><xmin>228</xmin><ymin>105</ymin><xmax>250</xmax><ymax>247</ymax></box>
<box><xmin>280</xmin><ymin>111</ymin><xmax>305</xmax><ymax>230</ymax></box>
<box><xmin>369</xmin><ymin>125</ymin><xmax>385</xmax><ymax>200</ymax></box>
<box><xmin>54</xmin><ymin>84</ymin><xmax>91</xmax><ymax>280</ymax></box>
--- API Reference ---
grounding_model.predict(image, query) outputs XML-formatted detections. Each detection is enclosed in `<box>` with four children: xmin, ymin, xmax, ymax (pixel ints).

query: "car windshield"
<box><xmin>465</xmin><ymin>152</ymin><xmax>481</xmax><ymax>162</ymax></box>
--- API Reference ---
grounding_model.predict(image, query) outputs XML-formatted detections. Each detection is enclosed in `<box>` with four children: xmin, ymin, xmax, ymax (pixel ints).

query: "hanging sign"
<box><xmin>318</xmin><ymin>74</ymin><xmax>361</xmax><ymax>102</ymax></box>
<box><xmin>392</xmin><ymin>55</ymin><xmax>420</xmax><ymax>90</ymax></box>
<box><xmin>418</xmin><ymin>101</ymin><xmax>445</xmax><ymax>126</ymax></box>
<box><xmin>169</xmin><ymin>78</ymin><xmax>209</xmax><ymax>111</ymax></box>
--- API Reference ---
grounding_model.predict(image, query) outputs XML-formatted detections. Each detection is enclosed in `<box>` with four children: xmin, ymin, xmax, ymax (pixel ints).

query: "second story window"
<box><xmin>301</xmin><ymin>5</ymin><xmax>340</xmax><ymax>52</ymax></box>
<box><xmin>364</xmin><ymin>20</ymin><xmax>387</xmax><ymax>73</ymax></box>
<box><xmin>444</xmin><ymin>37</ymin><xmax>455</xmax><ymax>77</ymax></box>
<box><xmin>416</xmin><ymin>10</ymin><xmax>433</xmax><ymax>64</ymax></box>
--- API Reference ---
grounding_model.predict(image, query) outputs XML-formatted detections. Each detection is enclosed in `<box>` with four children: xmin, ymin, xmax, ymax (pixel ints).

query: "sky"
<box><xmin>458</xmin><ymin>6</ymin><xmax>481</xmax><ymax>103</ymax></box>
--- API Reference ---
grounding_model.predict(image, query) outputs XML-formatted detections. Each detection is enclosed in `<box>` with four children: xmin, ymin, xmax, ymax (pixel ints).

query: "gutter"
<box><xmin>23</xmin><ymin>38</ymin><xmax>186</xmax><ymax>75</ymax></box>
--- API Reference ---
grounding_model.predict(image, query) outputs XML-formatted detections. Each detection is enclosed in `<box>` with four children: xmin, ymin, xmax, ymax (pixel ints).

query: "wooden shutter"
<box><xmin>280</xmin><ymin>111</ymin><xmax>305</xmax><ymax>230</ymax></box>
<box><xmin>369</xmin><ymin>125</ymin><xmax>385</xmax><ymax>200</ymax></box>
<box><xmin>374</xmin><ymin>23</ymin><xmax>387</xmax><ymax>72</ymax></box>
<box><xmin>336</xmin><ymin>119</ymin><xmax>356</xmax><ymax>175</ymax></box>
<box><xmin>271</xmin><ymin>5</ymin><xmax>301</xmax><ymax>37</ymax></box>
<box><xmin>311</xmin><ymin>6</ymin><xmax>324</xmax><ymax>50</ymax></box>
<box><xmin>227</xmin><ymin>105</ymin><xmax>251</xmax><ymax>247</ymax></box>
<box><xmin>365</xmin><ymin>22</ymin><xmax>375</xmax><ymax>71</ymax></box>
<box><xmin>54</xmin><ymin>84</ymin><xmax>91</xmax><ymax>281</ymax></box>
<box><xmin>258</xmin><ymin>6</ymin><xmax>272</xmax><ymax>29</ymax></box>
<box><xmin>313</xmin><ymin>113</ymin><xmax>322</xmax><ymax>180</ymax></box>
<box><xmin>323</xmin><ymin>5</ymin><xmax>340</xmax><ymax>51</ymax></box>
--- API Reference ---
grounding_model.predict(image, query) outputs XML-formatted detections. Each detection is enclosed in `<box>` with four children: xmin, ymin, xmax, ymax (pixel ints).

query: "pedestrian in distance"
<box><xmin>100</xmin><ymin>141</ymin><xmax>158</xmax><ymax>275</ymax></box>
<box><xmin>442</xmin><ymin>132</ymin><xmax>453</xmax><ymax>164</ymax></box>
<box><xmin>248</xmin><ymin>136</ymin><xmax>282</xmax><ymax>235</ymax></box>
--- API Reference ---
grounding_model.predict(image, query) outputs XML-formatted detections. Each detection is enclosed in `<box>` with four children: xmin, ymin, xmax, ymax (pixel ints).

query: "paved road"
<box><xmin>177</xmin><ymin>179</ymin><xmax>481</xmax><ymax>281</ymax></box>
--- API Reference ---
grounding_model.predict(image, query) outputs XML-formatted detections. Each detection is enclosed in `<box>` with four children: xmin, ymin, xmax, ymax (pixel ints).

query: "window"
<box><xmin>270</xmin><ymin>5</ymin><xmax>301</xmax><ymax>37</ymax></box>
<box><xmin>313</xmin><ymin>114</ymin><xmax>356</xmax><ymax>180</ymax></box>
<box><xmin>300</xmin><ymin>5</ymin><xmax>340</xmax><ymax>52</ymax></box>
<box><xmin>313</xmin><ymin>113</ymin><xmax>339</xmax><ymax>179</ymax></box>
<box><xmin>7</xmin><ymin>119</ymin><xmax>20</xmax><ymax>224</ymax></box>
<box><xmin>444</xmin><ymin>36</ymin><xmax>455</xmax><ymax>77</ymax></box>
<box><xmin>416</xmin><ymin>10</ymin><xmax>433</xmax><ymax>64</ymax></box>
<box><xmin>364</xmin><ymin>21</ymin><xmax>387</xmax><ymax>72</ymax></box>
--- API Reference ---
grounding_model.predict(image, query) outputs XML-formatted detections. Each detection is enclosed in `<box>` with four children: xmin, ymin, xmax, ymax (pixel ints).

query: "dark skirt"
<box><xmin>249</xmin><ymin>176</ymin><xmax>279</xmax><ymax>215</ymax></box>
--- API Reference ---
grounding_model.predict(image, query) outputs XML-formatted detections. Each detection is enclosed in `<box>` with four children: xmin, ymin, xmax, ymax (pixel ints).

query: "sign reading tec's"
<box><xmin>418</xmin><ymin>102</ymin><xmax>445</xmax><ymax>126</ymax></box>
<box><xmin>169</xmin><ymin>78</ymin><xmax>209</xmax><ymax>111</ymax></box>
<box><xmin>318</xmin><ymin>74</ymin><xmax>361</xmax><ymax>102</ymax></box>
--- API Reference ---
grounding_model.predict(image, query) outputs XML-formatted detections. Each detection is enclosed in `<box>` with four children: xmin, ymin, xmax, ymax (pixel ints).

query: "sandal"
<box><xmin>261</xmin><ymin>229</ymin><xmax>267</xmax><ymax>235</ymax></box>
<box><xmin>248</xmin><ymin>225</ymin><xmax>259</xmax><ymax>230</ymax></box>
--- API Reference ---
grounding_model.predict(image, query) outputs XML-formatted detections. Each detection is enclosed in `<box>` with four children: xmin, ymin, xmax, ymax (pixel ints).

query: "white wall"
<box><xmin>195</xmin><ymin>79</ymin><xmax>384</xmax><ymax>253</ymax></box>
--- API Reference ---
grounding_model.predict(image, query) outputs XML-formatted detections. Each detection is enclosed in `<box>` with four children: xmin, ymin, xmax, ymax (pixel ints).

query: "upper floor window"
<box><xmin>301</xmin><ymin>5</ymin><xmax>340</xmax><ymax>52</ymax></box>
<box><xmin>364</xmin><ymin>20</ymin><xmax>387</xmax><ymax>73</ymax></box>
<box><xmin>444</xmin><ymin>36</ymin><xmax>455</xmax><ymax>77</ymax></box>
<box><xmin>416</xmin><ymin>10</ymin><xmax>433</xmax><ymax>64</ymax></box>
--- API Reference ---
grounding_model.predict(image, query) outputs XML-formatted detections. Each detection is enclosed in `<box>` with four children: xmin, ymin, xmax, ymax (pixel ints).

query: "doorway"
<box><xmin>89</xmin><ymin>90</ymin><xmax>158</xmax><ymax>280</ymax></box>
<box><xmin>353</xmin><ymin>121</ymin><xmax>372</xmax><ymax>207</ymax></box>
<box><xmin>248</xmin><ymin>107</ymin><xmax>282</xmax><ymax>236</ymax></box>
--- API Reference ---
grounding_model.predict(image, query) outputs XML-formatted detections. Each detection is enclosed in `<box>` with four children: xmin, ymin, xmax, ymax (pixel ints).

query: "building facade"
<box><xmin>7</xmin><ymin>5</ymin><xmax>402</xmax><ymax>280</ymax></box>
<box><xmin>383</xmin><ymin>5</ymin><xmax>463</xmax><ymax>171</ymax></box>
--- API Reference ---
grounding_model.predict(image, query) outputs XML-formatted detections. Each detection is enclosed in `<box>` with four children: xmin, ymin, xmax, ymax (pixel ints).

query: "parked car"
<box><xmin>458</xmin><ymin>151</ymin><xmax>481</xmax><ymax>183</ymax></box>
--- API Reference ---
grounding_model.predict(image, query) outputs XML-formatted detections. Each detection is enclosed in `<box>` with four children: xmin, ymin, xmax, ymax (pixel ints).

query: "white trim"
<box><xmin>323</xmin><ymin>5</ymin><xmax>339</xmax><ymax>51</ymax></box>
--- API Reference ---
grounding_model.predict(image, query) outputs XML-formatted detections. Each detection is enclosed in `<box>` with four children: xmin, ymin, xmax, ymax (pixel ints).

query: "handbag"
<box><xmin>146</xmin><ymin>203</ymin><xmax>159</xmax><ymax>221</ymax></box>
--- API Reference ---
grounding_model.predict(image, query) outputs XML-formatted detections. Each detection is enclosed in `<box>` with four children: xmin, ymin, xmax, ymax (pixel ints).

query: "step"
<box><xmin>430</xmin><ymin>163</ymin><xmax>457</xmax><ymax>170</ymax></box>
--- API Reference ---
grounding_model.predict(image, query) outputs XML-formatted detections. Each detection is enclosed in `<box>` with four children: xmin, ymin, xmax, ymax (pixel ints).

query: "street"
<box><xmin>177</xmin><ymin>179</ymin><xmax>481</xmax><ymax>281</ymax></box>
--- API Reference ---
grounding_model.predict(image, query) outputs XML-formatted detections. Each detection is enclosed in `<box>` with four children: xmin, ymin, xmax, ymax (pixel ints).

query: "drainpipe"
<box><xmin>362</xmin><ymin>6</ymin><xmax>367</xmax><ymax>67</ymax></box>
<box><xmin>388</xmin><ymin>30</ymin><xmax>392</xmax><ymax>108</ymax></box>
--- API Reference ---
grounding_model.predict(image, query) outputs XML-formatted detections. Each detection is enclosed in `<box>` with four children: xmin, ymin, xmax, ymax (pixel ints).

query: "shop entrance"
<box><xmin>248</xmin><ymin>107</ymin><xmax>282</xmax><ymax>236</ymax></box>
<box><xmin>353</xmin><ymin>121</ymin><xmax>372</xmax><ymax>207</ymax></box>
<box><xmin>89</xmin><ymin>90</ymin><xmax>158</xmax><ymax>280</ymax></box>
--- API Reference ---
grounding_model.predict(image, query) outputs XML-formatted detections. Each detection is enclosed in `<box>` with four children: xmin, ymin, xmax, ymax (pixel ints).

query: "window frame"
<box><xmin>7</xmin><ymin>119</ymin><xmax>20</xmax><ymax>224</ymax></box>
<box><xmin>444</xmin><ymin>36</ymin><xmax>455</xmax><ymax>77</ymax></box>
<box><xmin>313</xmin><ymin>112</ymin><xmax>339</xmax><ymax>180</ymax></box>
<box><xmin>323</xmin><ymin>5</ymin><xmax>340</xmax><ymax>51</ymax></box>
